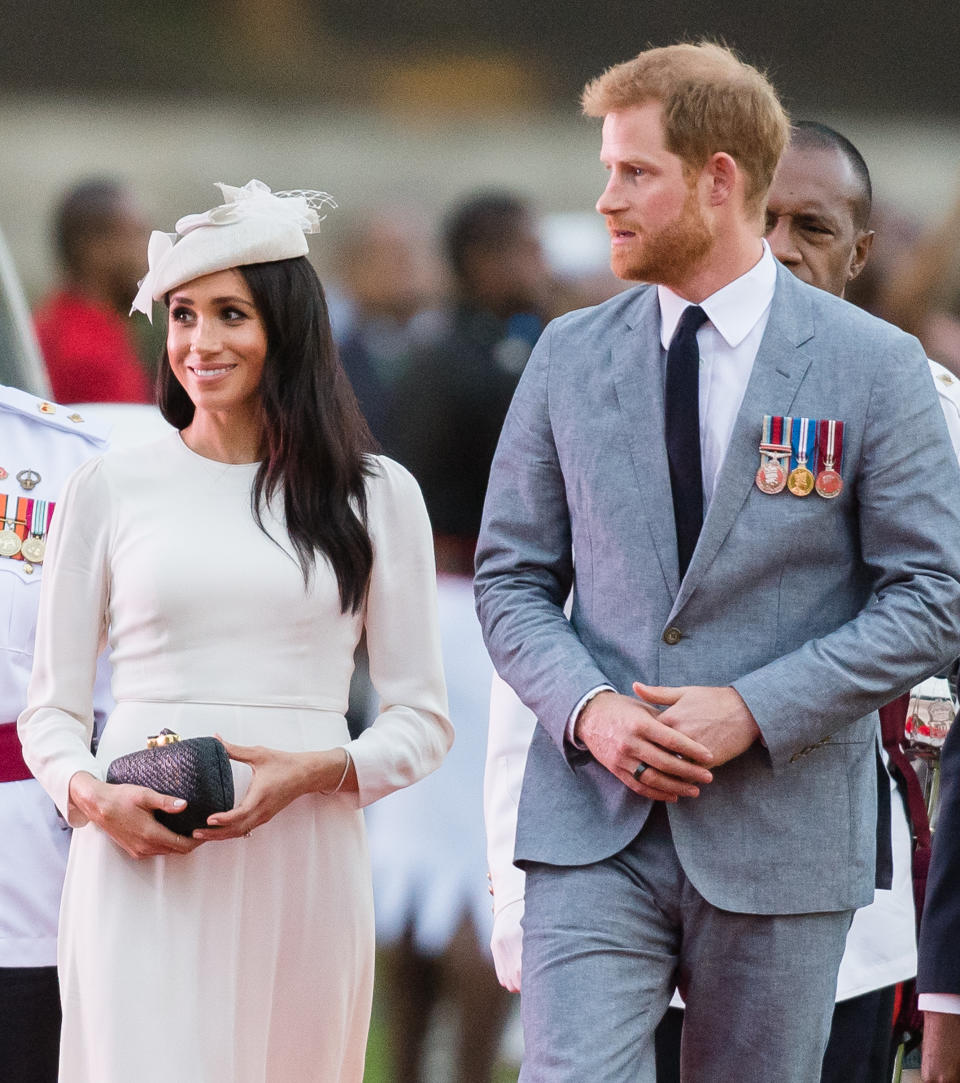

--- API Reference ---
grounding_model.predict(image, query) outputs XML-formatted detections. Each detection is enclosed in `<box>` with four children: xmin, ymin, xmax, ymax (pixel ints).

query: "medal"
<box><xmin>21</xmin><ymin>499</ymin><xmax>47</xmax><ymax>564</ymax></box>
<box><xmin>756</xmin><ymin>461</ymin><xmax>787</xmax><ymax>494</ymax></box>
<box><xmin>787</xmin><ymin>416</ymin><xmax>816</xmax><ymax>497</ymax></box>
<box><xmin>755</xmin><ymin>415</ymin><xmax>791</xmax><ymax>494</ymax></box>
<box><xmin>0</xmin><ymin>494</ymin><xmax>21</xmax><ymax>558</ymax></box>
<box><xmin>815</xmin><ymin>419</ymin><xmax>844</xmax><ymax>499</ymax></box>
<box><xmin>788</xmin><ymin>466</ymin><xmax>815</xmax><ymax>496</ymax></box>
<box><xmin>20</xmin><ymin>537</ymin><xmax>44</xmax><ymax>563</ymax></box>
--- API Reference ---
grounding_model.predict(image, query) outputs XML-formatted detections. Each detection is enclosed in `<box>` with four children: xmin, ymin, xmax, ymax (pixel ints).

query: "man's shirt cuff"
<box><xmin>565</xmin><ymin>685</ymin><xmax>616</xmax><ymax>747</ymax></box>
<box><xmin>919</xmin><ymin>993</ymin><xmax>960</xmax><ymax>1015</ymax></box>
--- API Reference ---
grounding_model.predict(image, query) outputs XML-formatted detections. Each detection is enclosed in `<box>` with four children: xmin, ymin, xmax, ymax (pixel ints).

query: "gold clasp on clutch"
<box><xmin>146</xmin><ymin>729</ymin><xmax>182</xmax><ymax>749</ymax></box>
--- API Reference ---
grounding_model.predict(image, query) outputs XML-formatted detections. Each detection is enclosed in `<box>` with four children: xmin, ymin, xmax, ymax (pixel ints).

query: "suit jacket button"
<box><xmin>663</xmin><ymin>627</ymin><xmax>683</xmax><ymax>645</ymax></box>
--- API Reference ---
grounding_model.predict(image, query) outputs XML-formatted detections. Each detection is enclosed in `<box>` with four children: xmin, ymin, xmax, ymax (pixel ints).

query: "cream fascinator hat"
<box><xmin>131</xmin><ymin>179</ymin><xmax>336</xmax><ymax>322</ymax></box>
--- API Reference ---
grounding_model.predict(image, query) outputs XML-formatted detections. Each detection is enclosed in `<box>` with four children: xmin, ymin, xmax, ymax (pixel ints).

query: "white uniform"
<box><xmin>484</xmin><ymin>359</ymin><xmax>960</xmax><ymax>1001</ymax></box>
<box><xmin>0</xmin><ymin>387</ymin><xmax>108</xmax><ymax>970</ymax></box>
<box><xmin>368</xmin><ymin>573</ymin><xmax>495</xmax><ymax>955</ymax></box>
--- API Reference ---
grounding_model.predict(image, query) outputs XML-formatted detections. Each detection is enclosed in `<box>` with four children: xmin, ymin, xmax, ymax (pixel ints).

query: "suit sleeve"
<box><xmin>475</xmin><ymin>323</ymin><xmax>616</xmax><ymax>755</ymax></box>
<box><xmin>733</xmin><ymin>335</ymin><xmax>960</xmax><ymax>766</ymax></box>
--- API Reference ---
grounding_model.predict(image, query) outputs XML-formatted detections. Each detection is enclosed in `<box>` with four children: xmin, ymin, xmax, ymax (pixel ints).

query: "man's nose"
<box><xmin>596</xmin><ymin>175</ymin><xmax>627</xmax><ymax>216</ymax></box>
<box><xmin>765</xmin><ymin>218</ymin><xmax>801</xmax><ymax>265</ymax></box>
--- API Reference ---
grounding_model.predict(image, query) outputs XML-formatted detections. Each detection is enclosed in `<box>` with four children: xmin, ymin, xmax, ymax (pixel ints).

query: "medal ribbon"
<box><xmin>29</xmin><ymin>499</ymin><xmax>46</xmax><ymax>540</ymax></box>
<box><xmin>791</xmin><ymin>416</ymin><xmax>815</xmax><ymax>468</ymax></box>
<box><xmin>14</xmin><ymin>497</ymin><xmax>29</xmax><ymax>561</ymax></box>
<box><xmin>761</xmin><ymin>414</ymin><xmax>773</xmax><ymax>446</ymax></box>
<box><xmin>816</xmin><ymin>419</ymin><xmax>845</xmax><ymax>472</ymax></box>
<box><xmin>0</xmin><ymin>494</ymin><xmax>13</xmax><ymax>561</ymax></box>
<box><xmin>760</xmin><ymin>415</ymin><xmax>791</xmax><ymax>454</ymax></box>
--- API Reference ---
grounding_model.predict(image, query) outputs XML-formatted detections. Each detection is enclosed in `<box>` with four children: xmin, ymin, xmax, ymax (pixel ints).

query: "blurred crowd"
<box><xmin>18</xmin><ymin>165</ymin><xmax>960</xmax><ymax>1081</ymax></box>
<box><xmin>30</xmin><ymin>168</ymin><xmax>960</xmax><ymax>414</ymax></box>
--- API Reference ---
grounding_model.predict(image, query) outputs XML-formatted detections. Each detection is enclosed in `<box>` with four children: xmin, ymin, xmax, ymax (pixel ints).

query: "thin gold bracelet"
<box><xmin>319</xmin><ymin>748</ymin><xmax>351</xmax><ymax>795</ymax></box>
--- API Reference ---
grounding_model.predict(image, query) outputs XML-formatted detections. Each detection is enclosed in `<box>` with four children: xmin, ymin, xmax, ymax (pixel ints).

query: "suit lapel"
<box><xmin>671</xmin><ymin>265</ymin><xmax>816</xmax><ymax>617</ymax></box>
<box><xmin>611</xmin><ymin>287</ymin><xmax>681</xmax><ymax>598</ymax></box>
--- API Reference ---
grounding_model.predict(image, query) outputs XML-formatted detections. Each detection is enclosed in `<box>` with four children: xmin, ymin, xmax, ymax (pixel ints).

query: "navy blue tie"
<box><xmin>665</xmin><ymin>304</ymin><xmax>709</xmax><ymax>580</ymax></box>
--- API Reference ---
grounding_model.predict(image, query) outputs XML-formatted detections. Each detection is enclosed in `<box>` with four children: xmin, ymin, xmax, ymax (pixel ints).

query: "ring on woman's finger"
<box><xmin>632</xmin><ymin>762</ymin><xmax>649</xmax><ymax>781</ymax></box>
<box><xmin>243</xmin><ymin>831</ymin><xmax>253</xmax><ymax>839</ymax></box>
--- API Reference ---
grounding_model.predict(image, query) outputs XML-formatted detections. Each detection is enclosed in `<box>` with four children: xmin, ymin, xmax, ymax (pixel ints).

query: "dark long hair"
<box><xmin>157</xmin><ymin>257</ymin><xmax>376</xmax><ymax>613</ymax></box>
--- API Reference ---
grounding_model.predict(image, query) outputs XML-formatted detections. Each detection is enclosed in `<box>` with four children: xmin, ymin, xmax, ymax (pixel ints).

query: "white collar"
<box><xmin>658</xmin><ymin>240</ymin><xmax>777</xmax><ymax>350</ymax></box>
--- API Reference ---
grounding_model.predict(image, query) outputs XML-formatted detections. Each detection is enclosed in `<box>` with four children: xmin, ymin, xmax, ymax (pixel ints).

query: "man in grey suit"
<box><xmin>474</xmin><ymin>41</ymin><xmax>960</xmax><ymax>1082</ymax></box>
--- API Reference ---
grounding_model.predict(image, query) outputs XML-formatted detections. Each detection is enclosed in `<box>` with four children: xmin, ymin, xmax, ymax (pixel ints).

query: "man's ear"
<box><xmin>704</xmin><ymin>152</ymin><xmax>738</xmax><ymax>206</ymax></box>
<box><xmin>848</xmin><ymin>229</ymin><xmax>875</xmax><ymax>283</ymax></box>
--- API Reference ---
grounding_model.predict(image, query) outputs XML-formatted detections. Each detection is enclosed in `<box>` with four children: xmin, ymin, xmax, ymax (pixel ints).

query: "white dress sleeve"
<box><xmin>346</xmin><ymin>457</ymin><xmax>452</xmax><ymax>807</ymax></box>
<box><xmin>18</xmin><ymin>457</ymin><xmax>111</xmax><ymax>827</ymax></box>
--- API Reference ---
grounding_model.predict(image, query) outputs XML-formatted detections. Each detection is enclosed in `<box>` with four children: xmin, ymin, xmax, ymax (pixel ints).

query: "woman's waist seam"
<box><xmin>114</xmin><ymin>698</ymin><xmax>346</xmax><ymax>713</ymax></box>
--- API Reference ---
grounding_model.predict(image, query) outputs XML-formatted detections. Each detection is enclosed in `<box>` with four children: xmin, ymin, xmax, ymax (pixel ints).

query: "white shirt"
<box><xmin>656</xmin><ymin>238</ymin><xmax>777</xmax><ymax>510</ymax></box>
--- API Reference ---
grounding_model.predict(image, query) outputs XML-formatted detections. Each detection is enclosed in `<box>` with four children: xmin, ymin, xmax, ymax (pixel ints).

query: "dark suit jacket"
<box><xmin>918</xmin><ymin>715</ymin><xmax>960</xmax><ymax>994</ymax></box>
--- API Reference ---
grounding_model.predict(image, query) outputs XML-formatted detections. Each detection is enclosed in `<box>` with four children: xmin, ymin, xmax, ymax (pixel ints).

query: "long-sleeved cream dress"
<box><xmin>18</xmin><ymin>431</ymin><xmax>452</xmax><ymax>1083</ymax></box>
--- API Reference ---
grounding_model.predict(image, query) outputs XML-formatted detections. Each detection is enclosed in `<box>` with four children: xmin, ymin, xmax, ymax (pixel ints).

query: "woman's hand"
<box><xmin>68</xmin><ymin>771</ymin><xmax>204</xmax><ymax>860</ymax></box>
<box><xmin>192</xmin><ymin>738</ymin><xmax>356</xmax><ymax>842</ymax></box>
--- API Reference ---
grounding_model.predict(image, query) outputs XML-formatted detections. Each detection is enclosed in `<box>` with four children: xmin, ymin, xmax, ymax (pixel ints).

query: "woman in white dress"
<box><xmin>18</xmin><ymin>180</ymin><xmax>452</xmax><ymax>1083</ymax></box>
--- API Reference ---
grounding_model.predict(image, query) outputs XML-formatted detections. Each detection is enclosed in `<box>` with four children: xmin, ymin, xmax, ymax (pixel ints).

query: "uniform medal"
<box><xmin>755</xmin><ymin>415</ymin><xmax>791</xmax><ymax>493</ymax></box>
<box><xmin>21</xmin><ymin>499</ymin><xmax>49</xmax><ymax>564</ymax></box>
<box><xmin>787</xmin><ymin>416</ymin><xmax>816</xmax><ymax>497</ymax></box>
<box><xmin>0</xmin><ymin>493</ymin><xmax>22</xmax><ymax>558</ymax></box>
<box><xmin>815</xmin><ymin>419</ymin><xmax>844</xmax><ymax>499</ymax></box>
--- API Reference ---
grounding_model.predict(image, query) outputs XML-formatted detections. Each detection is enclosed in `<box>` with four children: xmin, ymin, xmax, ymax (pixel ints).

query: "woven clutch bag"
<box><xmin>106</xmin><ymin>729</ymin><xmax>235</xmax><ymax>836</ymax></box>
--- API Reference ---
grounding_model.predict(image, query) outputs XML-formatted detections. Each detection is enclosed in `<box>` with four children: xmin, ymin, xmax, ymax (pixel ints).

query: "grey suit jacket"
<box><xmin>474</xmin><ymin>263</ymin><xmax>960</xmax><ymax>915</ymax></box>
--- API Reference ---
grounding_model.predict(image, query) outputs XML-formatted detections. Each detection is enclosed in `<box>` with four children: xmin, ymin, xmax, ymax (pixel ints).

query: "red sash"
<box><xmin>0</xmin><ymin>720</ymin><xmax>31</xmax><ymax>782</ymax></box>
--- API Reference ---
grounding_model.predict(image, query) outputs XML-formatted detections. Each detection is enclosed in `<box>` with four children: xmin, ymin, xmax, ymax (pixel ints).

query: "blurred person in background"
<box><xmin>366</xmin><ymin>571</ymin><xmax>512</xmax><ymax>1083</ymax></box>
<box><xmin>369</xmin><ymin>191</ymin><xmax>549</xmax><ymax>1082</ymax></box>
<box><xmin>334</xmin><ymin>211</ymin><xmax>444</xmax><ymax>446</ymax></box>
<box><xmin>33</xmin><ymin>178</ymin><xmax>152</xmax><ymax>404</ymax></box>
<box><xmin>384</xmin><ymin>190</ymin><xmax>551</xmax><ymax>574</ymax></box>
<box><xmin>0</xmin><ymin>389</ymin><xmax>109</xmax><ymax>1083</ymax></box>
<box><xmin>873</xmin><ymin>175</ymin><xmax>960</xmax><ymax>377</ymax></box>
<box><xmin>539</xmin><ymin>211</ymin><xmax>630</xmax><ymax>317</ymax></box>
<box><xmin>845</xmin><ymin>181</ymin><xmax>960</xmax><ymax>378</ymax></box>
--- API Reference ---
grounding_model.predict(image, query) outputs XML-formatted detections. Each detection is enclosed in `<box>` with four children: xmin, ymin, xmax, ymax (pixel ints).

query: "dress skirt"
<box><xmin>58</xmin><ymin>701</ymin><xmax>375</xmax><ymax>1083</ymax></box>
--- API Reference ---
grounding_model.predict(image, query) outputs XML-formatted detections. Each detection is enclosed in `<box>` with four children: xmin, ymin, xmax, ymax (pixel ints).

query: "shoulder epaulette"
<box><xmin>0</xmin><ymin>385</ymin><xmax>110</xmax><ymax>448</ymax></box>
